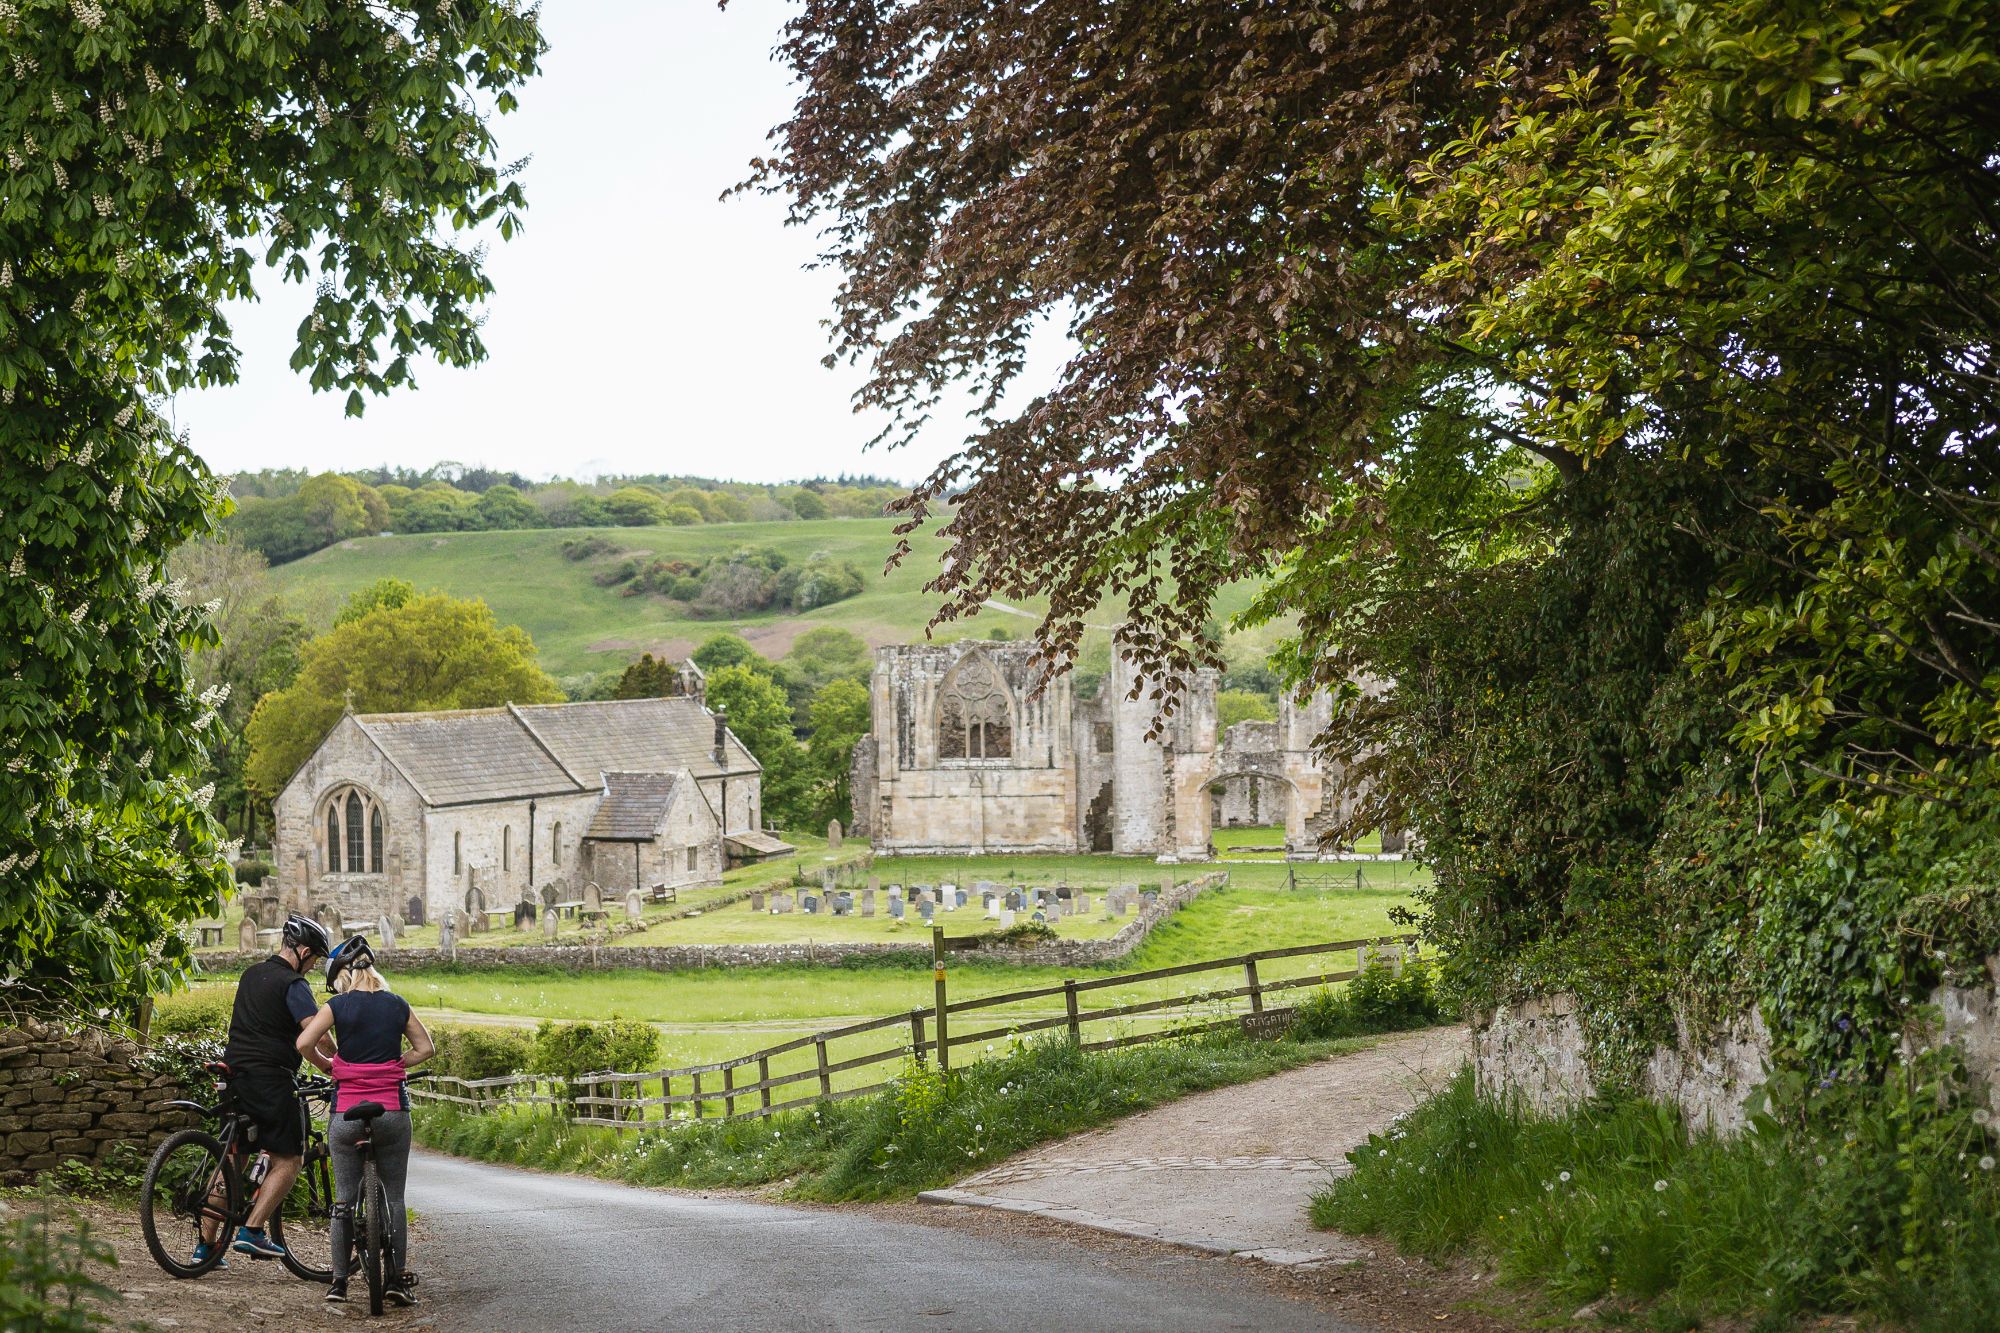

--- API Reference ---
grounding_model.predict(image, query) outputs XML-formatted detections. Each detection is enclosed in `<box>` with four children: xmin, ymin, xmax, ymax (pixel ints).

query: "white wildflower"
<box><xmin>1653</xmin><ymin>1179</ymin><xmax>1667</xmax><ymax>1193</ymax></box>
<box><xmin>1983</xmin><ymin>1156</ymin><xmax>1996</xmax><ymax>1172</ymax></box>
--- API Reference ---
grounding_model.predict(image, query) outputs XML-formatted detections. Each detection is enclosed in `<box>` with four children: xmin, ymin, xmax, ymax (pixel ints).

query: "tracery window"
<box><xmin>323</xmin><ymin>786</ymin><xmax>386</xmax><ymax>875</ymax></box>
<box><xmin>937</xmin><ymin>653</ymin><xmax>1013</xmax><ymax>760</ymax></box>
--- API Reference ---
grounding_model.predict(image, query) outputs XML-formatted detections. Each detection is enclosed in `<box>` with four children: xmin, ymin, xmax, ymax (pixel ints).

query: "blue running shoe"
<box><xmin>230</xmin><ymin>1226</ymin><xmax>287</xmax><ymax>1259</ymax></box>
<box><xmin>191</xmin><ymin>1240</ymin><xmax>229</xmax><ymax>1270</ymax></box>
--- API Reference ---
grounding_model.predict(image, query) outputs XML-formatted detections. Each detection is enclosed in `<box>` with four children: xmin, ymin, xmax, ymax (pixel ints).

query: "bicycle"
<box><xmin>338</xmin><ymin>1095</ymin><xmax>416</xmax><ymax>1315</ymax></box>
<box><xmin>138</xmin><ymin>1062</ymin><xmax>338</xmax><ymax>1285</ymax></box>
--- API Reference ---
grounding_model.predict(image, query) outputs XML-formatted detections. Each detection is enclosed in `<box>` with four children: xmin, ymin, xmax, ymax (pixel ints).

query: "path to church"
<box><xmin>922</xmin><ymin>1027</ymin><xmax>1466</xmax><ymax>1265</ymax></box>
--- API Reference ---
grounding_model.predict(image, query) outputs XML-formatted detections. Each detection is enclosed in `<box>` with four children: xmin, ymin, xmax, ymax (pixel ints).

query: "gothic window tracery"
<box><xmin>937</xmin><ymin>653</ymin><xmax>1014</xmax><ymax>760</ymax></box>
<box><xmin>322</xmin><ymin>786</ymin><xmax>385</xmax><ymax>875</ymax></box>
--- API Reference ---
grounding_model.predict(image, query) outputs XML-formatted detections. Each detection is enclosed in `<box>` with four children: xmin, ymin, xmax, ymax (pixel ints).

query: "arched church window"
<box><xmin>322</xmin><ymin>786</ymin><xmax>386</xmax><ymax>876</ymax></box>
<box><xmin>936</xmin><ymin>653</ymin><xmax>1013</xmax><ymax>760</ymax></box>
<box><xmin>502</xmin><ymin>825</ymin><xmax>511</xmax><ymax>871</ymax></box>
<box><xmin>454</xmin><ymin>831</ymin><xmax>462</xmax><ymax>875</ymax></box>
<box><xmin>552</xmin><ymin>822</ymin><xmax>563</xmax><ymax>867</ymax></box>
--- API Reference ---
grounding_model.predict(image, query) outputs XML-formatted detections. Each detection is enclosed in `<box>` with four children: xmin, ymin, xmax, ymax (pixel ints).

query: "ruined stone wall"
<box><xmin>0</xmin><ymin>1021</ymin><xmax>194</xmax><ymax>1185</ymax></box>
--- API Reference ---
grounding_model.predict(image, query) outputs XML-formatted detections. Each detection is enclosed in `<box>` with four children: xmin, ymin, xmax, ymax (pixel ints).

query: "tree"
<box><xmin>606</xmin><ymin>486</ymin><xmax>671</xmax><ymax>527</ymax></box>
<box><xmin>705</xmin><ymin>664</ymin><xmax>808</xmax><ymax>827</ymax></box>
<box><xmin>297</xmin><ymin>473</ymin><xmax>382</xmax><ymax>547</ymax></box>
<box><xmin>334</xmin><ymin>578</ymin><xmax>418</xmax><ymax>627</ymax></box>
<box><xmin>786</xmin><ymin>627</ymin><xmax>871</xmax><ymax>690</ymax></box>
<box><xmin>613</xmin><ymin>653</ymin><xmax>679</xmax><ymax>700</ymax></box>
<box><xmin>691</xmin><ymin>633</ymin><xmax>761</xmax><ymax>673</ymax></box>
<box><xmin>0</xmin><ymin>0</ymin><xmax>543</xmax><ymax>1015</ymax></box>
<box><xmin>705</xmin><ymin>491</ymin><xmax>751</xmax><ymax>524</ymax></box>
<box><xmin>1216</xmin><ymin>690</ymin><xmax>1275</xmax><ymax>733</ymax></box>
<box><xmin>474</xmin><ymin>483</ymin><xmax>538</xmax><ymax>530</ymax></box>
<box><xmin>785</xmin><ymin>488</ymin><xmax>828</xmax><ymax>521</ymax></box>
<box><xmin>244</xmin><ymin>595</ymin><xmax>562</xmax><ymax>799</ymax></box>
<box><xmin>803</xmin><ymin>677</ymin><xmax>871</xmax><ymax>826</ymax></box>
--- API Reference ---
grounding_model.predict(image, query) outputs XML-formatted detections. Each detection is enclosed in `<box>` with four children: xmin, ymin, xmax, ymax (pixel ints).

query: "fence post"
<box><xmin>723</xmin><ymin>1064</ymin><xmax>736</xmax><ymax>1119</ymax></box>
<box><xmin>909</xmin><ymin>1008</ymin><xmax>927</xmax><ymax>1066</ymax></box>
<box><xmin>692</xmin><ymin>1069</ymin><xmax>704</xmax><ymax>1121</ymax></box>
<box><xmin>759</xmin><ymin>1056</ymin><xmax>772</xmax><ymax>1115</ymax></box>
<box><xmin>1064</xmin><ymin>979</ymin><xmax>1080</xmax><ymax>1043</ymax></box>
<box><xmin>815</xmin><ymin>1036</ymin><xmax>832</xmax><ymax>1100</ymax></box>
<box><xmin>932</xmin><ymin>926</ymin><xmax>950</xmax><ymax>1073</ymax></box>
<box><xmin>1245</xmin><ymin>957</ymin><xmax>1264</xmax><ymax>1014</ymax></box>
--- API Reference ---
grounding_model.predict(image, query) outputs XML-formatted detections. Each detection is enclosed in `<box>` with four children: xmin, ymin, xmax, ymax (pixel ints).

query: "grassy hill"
<box><xmin>266</xmin><ymin>518</ymin><xmax>1282</xmax><ymax>679</ymax></box>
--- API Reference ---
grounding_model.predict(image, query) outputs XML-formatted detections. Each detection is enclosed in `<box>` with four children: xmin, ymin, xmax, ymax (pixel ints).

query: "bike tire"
<box><xmin>139</xmin><ymin>1129</ymin><xmax>237</xmax><ymax>1279</ymax></box>
<box><xmin>274</xmin><ymin>1139</ymin><xmax>336</xmax><ymax>1283</ymax></box>
<box><xmin>362</xmin><ymin>1157</ymin><xmax>386</xmax><ymax>1316</ymax></box>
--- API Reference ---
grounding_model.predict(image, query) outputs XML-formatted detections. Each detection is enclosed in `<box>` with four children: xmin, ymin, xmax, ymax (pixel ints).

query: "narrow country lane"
<box><xmin>406</xmin><ymin>1150</ymin><xmax>1363</xmax><ymax>1332</ymax></box>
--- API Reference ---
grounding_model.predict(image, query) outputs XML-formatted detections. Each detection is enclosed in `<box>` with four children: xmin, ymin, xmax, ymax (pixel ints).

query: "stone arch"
<box><xmin>1181</xmin><ymin>767</ymin><xmax>1305</xmax><ymax>858</ymax></box>
<box><xmin>318</xmin><ymin>783</ymin><xmax>386</xmax><ymax>875</ymax></box>
<box><xmin>936</xmin><ymin>649</ymin><xmax>1015</xmax><ymax>760</ymax></box>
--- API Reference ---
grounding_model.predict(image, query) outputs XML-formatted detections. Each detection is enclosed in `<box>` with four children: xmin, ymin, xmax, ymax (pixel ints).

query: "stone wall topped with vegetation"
<box><xmin>0</xmin><ymin>1022</ymin><xmax>195</xmax><ymax>1186</ymax></box>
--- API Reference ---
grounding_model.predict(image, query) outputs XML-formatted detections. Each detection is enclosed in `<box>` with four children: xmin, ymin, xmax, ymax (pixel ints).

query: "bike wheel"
<box><xmin>274</xmin><ymin>1139</ymin><xmax>336</xmax><ymax>1283</ymax></box>
<box><xmin>139</xmin><ymin>1129</ymin><xmax>238</xmax><ymax>1279</ymax></box>
<box><xmin>362</xmin><ymin>1158</ymin><xmax>386</xmax><ymax>1316</ymax></box>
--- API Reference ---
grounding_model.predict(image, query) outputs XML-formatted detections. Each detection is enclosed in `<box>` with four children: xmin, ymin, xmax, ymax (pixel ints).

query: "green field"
<box><xmin>264</xmin><ymin>518</ymin><xmax>1284</xmax><ymax>677</ymax></box>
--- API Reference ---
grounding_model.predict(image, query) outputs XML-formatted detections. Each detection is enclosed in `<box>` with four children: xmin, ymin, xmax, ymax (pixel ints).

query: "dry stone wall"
<box><xmin>0</xmin><ymin>1020</ymin><xmax>194</xmax><ymax>1185</ymax></box>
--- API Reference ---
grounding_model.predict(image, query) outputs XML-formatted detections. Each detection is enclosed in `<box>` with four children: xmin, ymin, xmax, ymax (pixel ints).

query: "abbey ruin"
<box><xmin>849</xmin><ymin>639</ymin><xmax>1378</xmax><ymax>860</ymax></box>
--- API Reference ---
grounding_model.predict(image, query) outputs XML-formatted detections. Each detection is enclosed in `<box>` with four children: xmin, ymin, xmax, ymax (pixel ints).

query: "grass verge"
<box><xmin>1314</xmin><ymin>1066</ymin><xmax>2000</xmax><ymax>1332</ymax></box>
<box><xmin>412</xmin><ymin>984</ymin><xmax>1444</xmax><ymax>1203</ymax></box>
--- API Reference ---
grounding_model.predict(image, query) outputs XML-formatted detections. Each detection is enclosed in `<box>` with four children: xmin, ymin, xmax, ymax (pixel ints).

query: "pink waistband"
<box><xmin>330</xmin><ymin>1056</ymin><xmax>406</xmax><ymax>1113</ymax></box>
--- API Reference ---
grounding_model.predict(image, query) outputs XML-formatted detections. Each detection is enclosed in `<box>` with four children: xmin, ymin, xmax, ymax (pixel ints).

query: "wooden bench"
<box><xmin>647</xmin><ymin>883</ymin><xmax>679</xmax><ymax>905</ymax></box>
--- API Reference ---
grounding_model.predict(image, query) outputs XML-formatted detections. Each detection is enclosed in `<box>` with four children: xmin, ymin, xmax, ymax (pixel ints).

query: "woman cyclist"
<box><xmin>295</xmin><ymin>935</ymin><xmax>434</xmax><ymax>1306</ymax></box>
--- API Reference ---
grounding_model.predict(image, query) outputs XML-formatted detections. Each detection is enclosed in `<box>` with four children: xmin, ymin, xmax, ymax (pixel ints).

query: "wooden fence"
<box><xmin>411</xmin><ymin>931</ymin><xmax>1418</xmax><ymax>1131</ymax></box>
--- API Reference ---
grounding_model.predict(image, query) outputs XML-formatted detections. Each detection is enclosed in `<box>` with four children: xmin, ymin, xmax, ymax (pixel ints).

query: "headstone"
<box><xmin>827</xmin><ymin>819</ymin><xmax>843</xmax><ymax>849</ymax></box>
<box><xmin>315</xmin><ymin>905</ymin><xmax>340</xmax><ymax>938</ymax></box>
<box><xmin>887</xmin><ymin>884</ymin><xmax>904</xmax><ymax>900</ymax></box>
<box><xmin>378</xmin><ymin>916</ymin><xmax>397</xmax><ymax>953</ymax></box>
<box><xmin>238</xmin><ymin>916</ymin><xmax>258</xmax><ymax>952</ymax></box>
<box><xmin>625</xmin><ymin>889</ymin><xmax>645</xmax><ymax>923</ymax></box>
<box><xmin>867</xmin><ymin>875</ymin><xmax>880</xmax><ymax>897</ymax></box>
<box><xmin>822</xmin><ymin>867</ymin><xmax>837</xmax><ymax>893</ymax></box>
<box><xmin>438</xmin><ymin>908</ymin><xmax>457</xmax><ymax>953</ymax></box>
<box><xmin>1047</xmin><ymin>900</ymin><xmax>1063</xmax><ymax>922</ymax></box>
<box><xmin>1031</xmin><ymin>909</ymin><xmax>1046</xmax><ymax>924</ymax></box>
<box><xmin>540</xmin><ymin>881</ymin><xmax>560</xmax><ymax>909</ymax></box>
<box><xmin>774</xmin><ymin>892</ymin><xmax>794</xmax><ymax>914</ymax></box>
<box><xmin>803</xmin><ymin>893</ymin><xmax>820</xmax><ymax>915</ymax></box>
<box><xmin>465</xmin><ymin>884</ymin><xmax>485</xmax><ymax>917</ymax></box>
<box><xmin>582</xmin><ymin>881</ymin><xmax>603</xmax><ymax>916</ymax></box>
<box><xmin>999</xmin><ymin>909</ymin><xmax>1015</xmax><ymax>929</ymax></box>
<box><xmin>750</xmin><ymin>891</ymin><xmax>766</xmax><ymax>912</ymax></box>
<box><xmin>984</xmin><ymin>899</ymin><xmax>1000</xmax><ymax>921</ymax></box>
<box><xmin>468</xmin><ymin>906</ymin><xmax>489</xmax><ymax>934</ymax></box>
<box><xmin>1077</xmin><ymin>894</ymin><xmax>1092</xmax><ymax>915</ymax></box>
<box><xmin>514</xmin><ymin>899</ymin><xmax>537</xmax><ymax>929</ymax></box>
<box><xmin>861</xmin><ymin>888</ymin><xmax>876</xmax><ymax>917</ymax></box>
<box><xmin>543</xmin><ymin>904</ymin><xmax>560</xmax><ymax>941</ymax></box>
<box><xmin>1005</xmin><ymin>890</ymin><xmax>1022</xmax><ymax>911</ymax></box>
<box><xmin>889</xmin><ymin>896</ymin><xmax>905</xmax><ymax>920</ymax></box>
<box><xmin>918</xmin><ymin>899</ymin><xmax>934</xmax><ymax>922</ymax></box>
<box><xmin>956</xmin><ymin>888</ymin><xmax>969</xmax><ymax>909</ymax></box>
<box><xmin>406</xmin><ymin>896</ymin><xmax>426</xmax><ymax>928</ymax></box>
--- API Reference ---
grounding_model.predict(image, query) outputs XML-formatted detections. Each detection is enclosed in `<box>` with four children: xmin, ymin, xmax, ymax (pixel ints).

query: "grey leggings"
<box><xmin>328</xmin><ymin>1110</ymin><xmax>411</xmax><ymax>1280</ymax></box>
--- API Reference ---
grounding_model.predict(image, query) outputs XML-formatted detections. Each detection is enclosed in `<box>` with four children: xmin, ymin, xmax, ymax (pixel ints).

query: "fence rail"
<box><xmin>411</xmin><ymin>932</ymin><xmax>1418</xmax><ymax>1130</ymax></box>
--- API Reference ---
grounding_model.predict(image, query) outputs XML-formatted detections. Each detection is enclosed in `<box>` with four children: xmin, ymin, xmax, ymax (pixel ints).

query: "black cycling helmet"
<box><xmin>282</xmin><ymin>912</ymin><xmax>333</xmax><ymax>958</ymax></box>
<box><xmin>324</xmin><ymin>934</ymin><xmax>375</xmax><ymax>992</ymax></box>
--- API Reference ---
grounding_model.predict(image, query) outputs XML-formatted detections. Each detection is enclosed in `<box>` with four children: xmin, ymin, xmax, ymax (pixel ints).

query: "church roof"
<box><xmin>513</xmin><ymin>698</ymin><xmax>759</xmax><ymax>780</ymax></box>
<box><xmin>585</xmin><ymin>771</ymin><xmax>683</xmax><ymax>841</ymax></box>
<box><xmin>353</xmin><ymin>709</ymin><xmax>585</xmax><ymax>806</ymax></box>
<box><xmin>349</xmin><ymin>697</ymin><xmax>754</xmax><ymax>808</ymax></box>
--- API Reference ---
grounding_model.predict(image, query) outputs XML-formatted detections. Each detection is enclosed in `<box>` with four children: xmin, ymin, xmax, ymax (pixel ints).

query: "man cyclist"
<box><xmin>194</xmin><ymin>912</ymin><xmax>335</xmax><ymax>1267</ymax></box>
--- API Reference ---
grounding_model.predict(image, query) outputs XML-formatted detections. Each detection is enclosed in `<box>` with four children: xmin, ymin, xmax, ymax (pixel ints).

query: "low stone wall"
<box><xmin>194</xmin><ymin>872</ymin><xmax>1234</xmax><ymax>976</ymax></box>
<box><xmin>1474</xmin><ymin>959</ymin><xmax>2000</xmax><ymax>1136</ymax></box>
<box><xmin>0</xmin><ymin>1020</ymin><xmax>194</xmax><ymax>1184</ymax></box>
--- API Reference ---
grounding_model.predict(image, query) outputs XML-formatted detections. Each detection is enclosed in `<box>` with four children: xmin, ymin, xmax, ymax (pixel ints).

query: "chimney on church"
<box><xmin>712</xmin><ymin>706</ymin><xmax>728</xmax><ymax>767</ymax></box>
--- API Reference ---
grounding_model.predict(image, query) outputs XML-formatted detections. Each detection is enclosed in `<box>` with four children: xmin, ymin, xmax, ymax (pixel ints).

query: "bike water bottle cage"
<box><xmin>323</xmin><ymin>934</ymin><xmax>374</xmax><ymax>992</ymax></box>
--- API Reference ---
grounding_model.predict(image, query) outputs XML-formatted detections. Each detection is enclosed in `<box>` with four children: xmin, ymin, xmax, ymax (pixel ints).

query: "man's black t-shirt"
<box><xmin>222</xmin><ymin>955</ymin><xmax>318</xmax><ymax>1073</ymax></box>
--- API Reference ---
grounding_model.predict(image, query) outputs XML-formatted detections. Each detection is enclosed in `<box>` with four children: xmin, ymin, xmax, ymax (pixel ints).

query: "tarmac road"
<box><xmin>406</xmin><ymin>1150</ymin><xmax>1364</xmax><ymax>1332</ymax></box>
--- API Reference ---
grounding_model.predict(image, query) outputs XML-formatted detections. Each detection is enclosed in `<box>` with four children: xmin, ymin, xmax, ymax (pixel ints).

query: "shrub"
<box><xmin>1291</xmin><ymin>958</ymin><xmax>1443</xmax><ymax>1041</ymax></box>
<box><xmin>560</xmin><ymin>535</ymin><xmax>621</xmax><ymax>561</ymax></box>
<box><xmin>429</xmin><ymin>1024</ymin><xmax>535</xmax><ymax>1082</ymax></box>
<box><xmin>230</xmin><ymin>858</ymin><xmax>274</xmax><ymax>887</ymax></box>
<box><xmin>529</xmin><ymin>1019</ymin><xmax>658</xmax><ymax>1082</ymax></box>
<box><xmin>46</xmin><ymin>1143</ymin><xmax>150</xmax><ymax>1198</ymax></box>
<box><xmin>150</xmin><ymin>987</ymin><xmax>234</xmax><ymax>1039</ymax></box>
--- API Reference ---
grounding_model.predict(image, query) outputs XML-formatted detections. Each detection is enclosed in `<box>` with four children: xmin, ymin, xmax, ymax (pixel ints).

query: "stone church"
<box><xmin>269</xmin><ymin>688</ymin><xmax>780</xmax><ymax>928</ymax></box>
<box><xmin>849</xmin><ymin>639</ymin><xmax>1373</xmax><ymax>860</ymax></box>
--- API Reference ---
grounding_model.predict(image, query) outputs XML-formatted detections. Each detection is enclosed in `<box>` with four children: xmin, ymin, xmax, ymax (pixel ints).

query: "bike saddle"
<box><xmin>342</xmin><ymin>1101</ymin><xmax>387</xmax><ymax>1122</ymax></box>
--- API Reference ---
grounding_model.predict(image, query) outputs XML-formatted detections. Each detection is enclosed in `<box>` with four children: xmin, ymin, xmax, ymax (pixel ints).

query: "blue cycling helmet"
<box><xmin>324</xmin><ymin>934</ymin><xmax>375</xmax><ymax>992</ymax></box>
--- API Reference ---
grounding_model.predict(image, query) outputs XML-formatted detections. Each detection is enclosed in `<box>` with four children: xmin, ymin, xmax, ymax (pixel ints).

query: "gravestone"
<box><xmin>750</xmin><ymin>891</ymin><xmax>766</xmax><ymax>912</ymax></box>
<box><xmin>582</xmin><ymin>882</ymin><xmax>603</xmax><ymax>916</ymax></box>
<box><xmin>832</xmin><ymin>892</ymin><xmax>850</xmax><ymax>917</ymax></box>
<box><xmin>1004</xmin><ymin>890</ymin><xmax>1022</xmax><ymax>911</ymax></box>
<box><xmin>238</xmin><ymin>916</ymin><xmax>258</xmax><ymax>952</ymax></box>
<box><xmin>822</xmin><ymin>867</ymin><xmax>838</xmax><ymax>894</ymax></box>
<box><xmin>468</xmin><ymin>906</ymin><xmax>489</xmax><ymax>934</ymax></box>
<box><xmin>625</xmin><ymin>889</ymin><xmax>646</xmax><ymax>923</ymax></box>
<box><xmin>1077</xmin><ymin>894</ymin><xmax>1092</xmax><ymax>916</ymax></box>
<box><xmin>438</xmin><ymin>909</ymin><xmax>457</xmax><ymax>954</ymax></box>
<box><xmin>867</xmin><ymin>875</ymin><xmax>881</xmax><ymax>898</ymax></box>
<box><xmin>887</xmin><ymin>884</ymin><xmax>904</xmax><ymax>899</ymax></box>
<box><xmin>889</xmin><ymin>896</ymin><xmax>904</xmax><ymax>920</ymax></box>
<box><xmin>999</xmin><ymin>909</ymin><xmax>1015</xmax><ymax>929</ymax></box>
<box><xmin>984</xmin><ymin>899</ymin><xmax>1000</xmax><ymax>921</ymax></box>
<box><xmin>774</xmin><ymin>892</ymin><xmax>794</xmax><ymax>914</ymax></box>
<box><xmin>918</xmin><ymin>899</ymin><xmax>934</xmax><ymax>922</ymax></box>
<box><xmin>406</xmin><ymin>896</ymin><xmax>426</xmax><ymax>928</ymax></box>
<box><xmin>861</xmin><ymin>888</ymin><xmax>875</xmax><ymax>917</ymax></box>
<box><xmin>827</xmin><ymin>819</ymin><xmax>843</xmax><ymax>849</ymax></box>
<box><xmin>1031</xmin><ymin>910</ymin><xmax>1046</xmax><ymax>924</ymax></box>
<box><xmin>1047</xmin><ymin>900</ymin><xmax>1063</xmax><ymax>922</ymax></box>
<box><xmin>540</xmin><ymin>881</ymin><xmax>561</xmax><ymax>910</ymax></box>
<box><xmin>314</xmin><ymin>905</ymin><xmax>340</xmax><ymax>938</ymax></box>
<box><xmin>956</xmin><ymin>888</ymin><xmax>969</xmax><ymax>909</ymax></box>
<box><xmin>378</xmin><ymin>916</ymin><xmax>397</xmax><ymax>953</ymax></box>
<box><xmin>803</xmin><ymin>893</ymin><xmax>820</xmax><ymax>915</ymax></box>
<box><xmin>542</xmin><ymin>903</ymin><xmax>560</xmax><ymax>941</ymax></box>
<box><xmin>514</xmin><ymin>899</ymin><xmax>537</xmax><ymax>929</ymax></box>
<box><xmin>465</xmin><ymin>884</ymin><xmax>486</xmax><ymax>918</ymax></box>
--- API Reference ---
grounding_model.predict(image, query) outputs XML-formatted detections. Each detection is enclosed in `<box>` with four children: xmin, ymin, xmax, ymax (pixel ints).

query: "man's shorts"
<box><xmin>232</xmin><ymin>1069</ymin><xmax>305</xmax><ymax>1158</ymax></box>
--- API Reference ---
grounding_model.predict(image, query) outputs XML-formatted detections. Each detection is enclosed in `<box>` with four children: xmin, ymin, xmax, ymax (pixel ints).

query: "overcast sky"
<box><xmin>175</xmin><ymin>2</ymin><xmax>1057</xmax><ymax>487</ymax></box>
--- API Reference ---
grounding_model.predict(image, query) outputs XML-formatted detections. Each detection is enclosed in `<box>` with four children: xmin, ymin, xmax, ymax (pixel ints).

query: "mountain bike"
<box><xmin>340</xmin><ymin>1097</ymin><xmax>407</xmax><ymax>1315</ymax></box>
<box><xmin>138</xmin><ymin>1062</ymin><xmax>338</xmax><ymax>1284</ymax></box>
